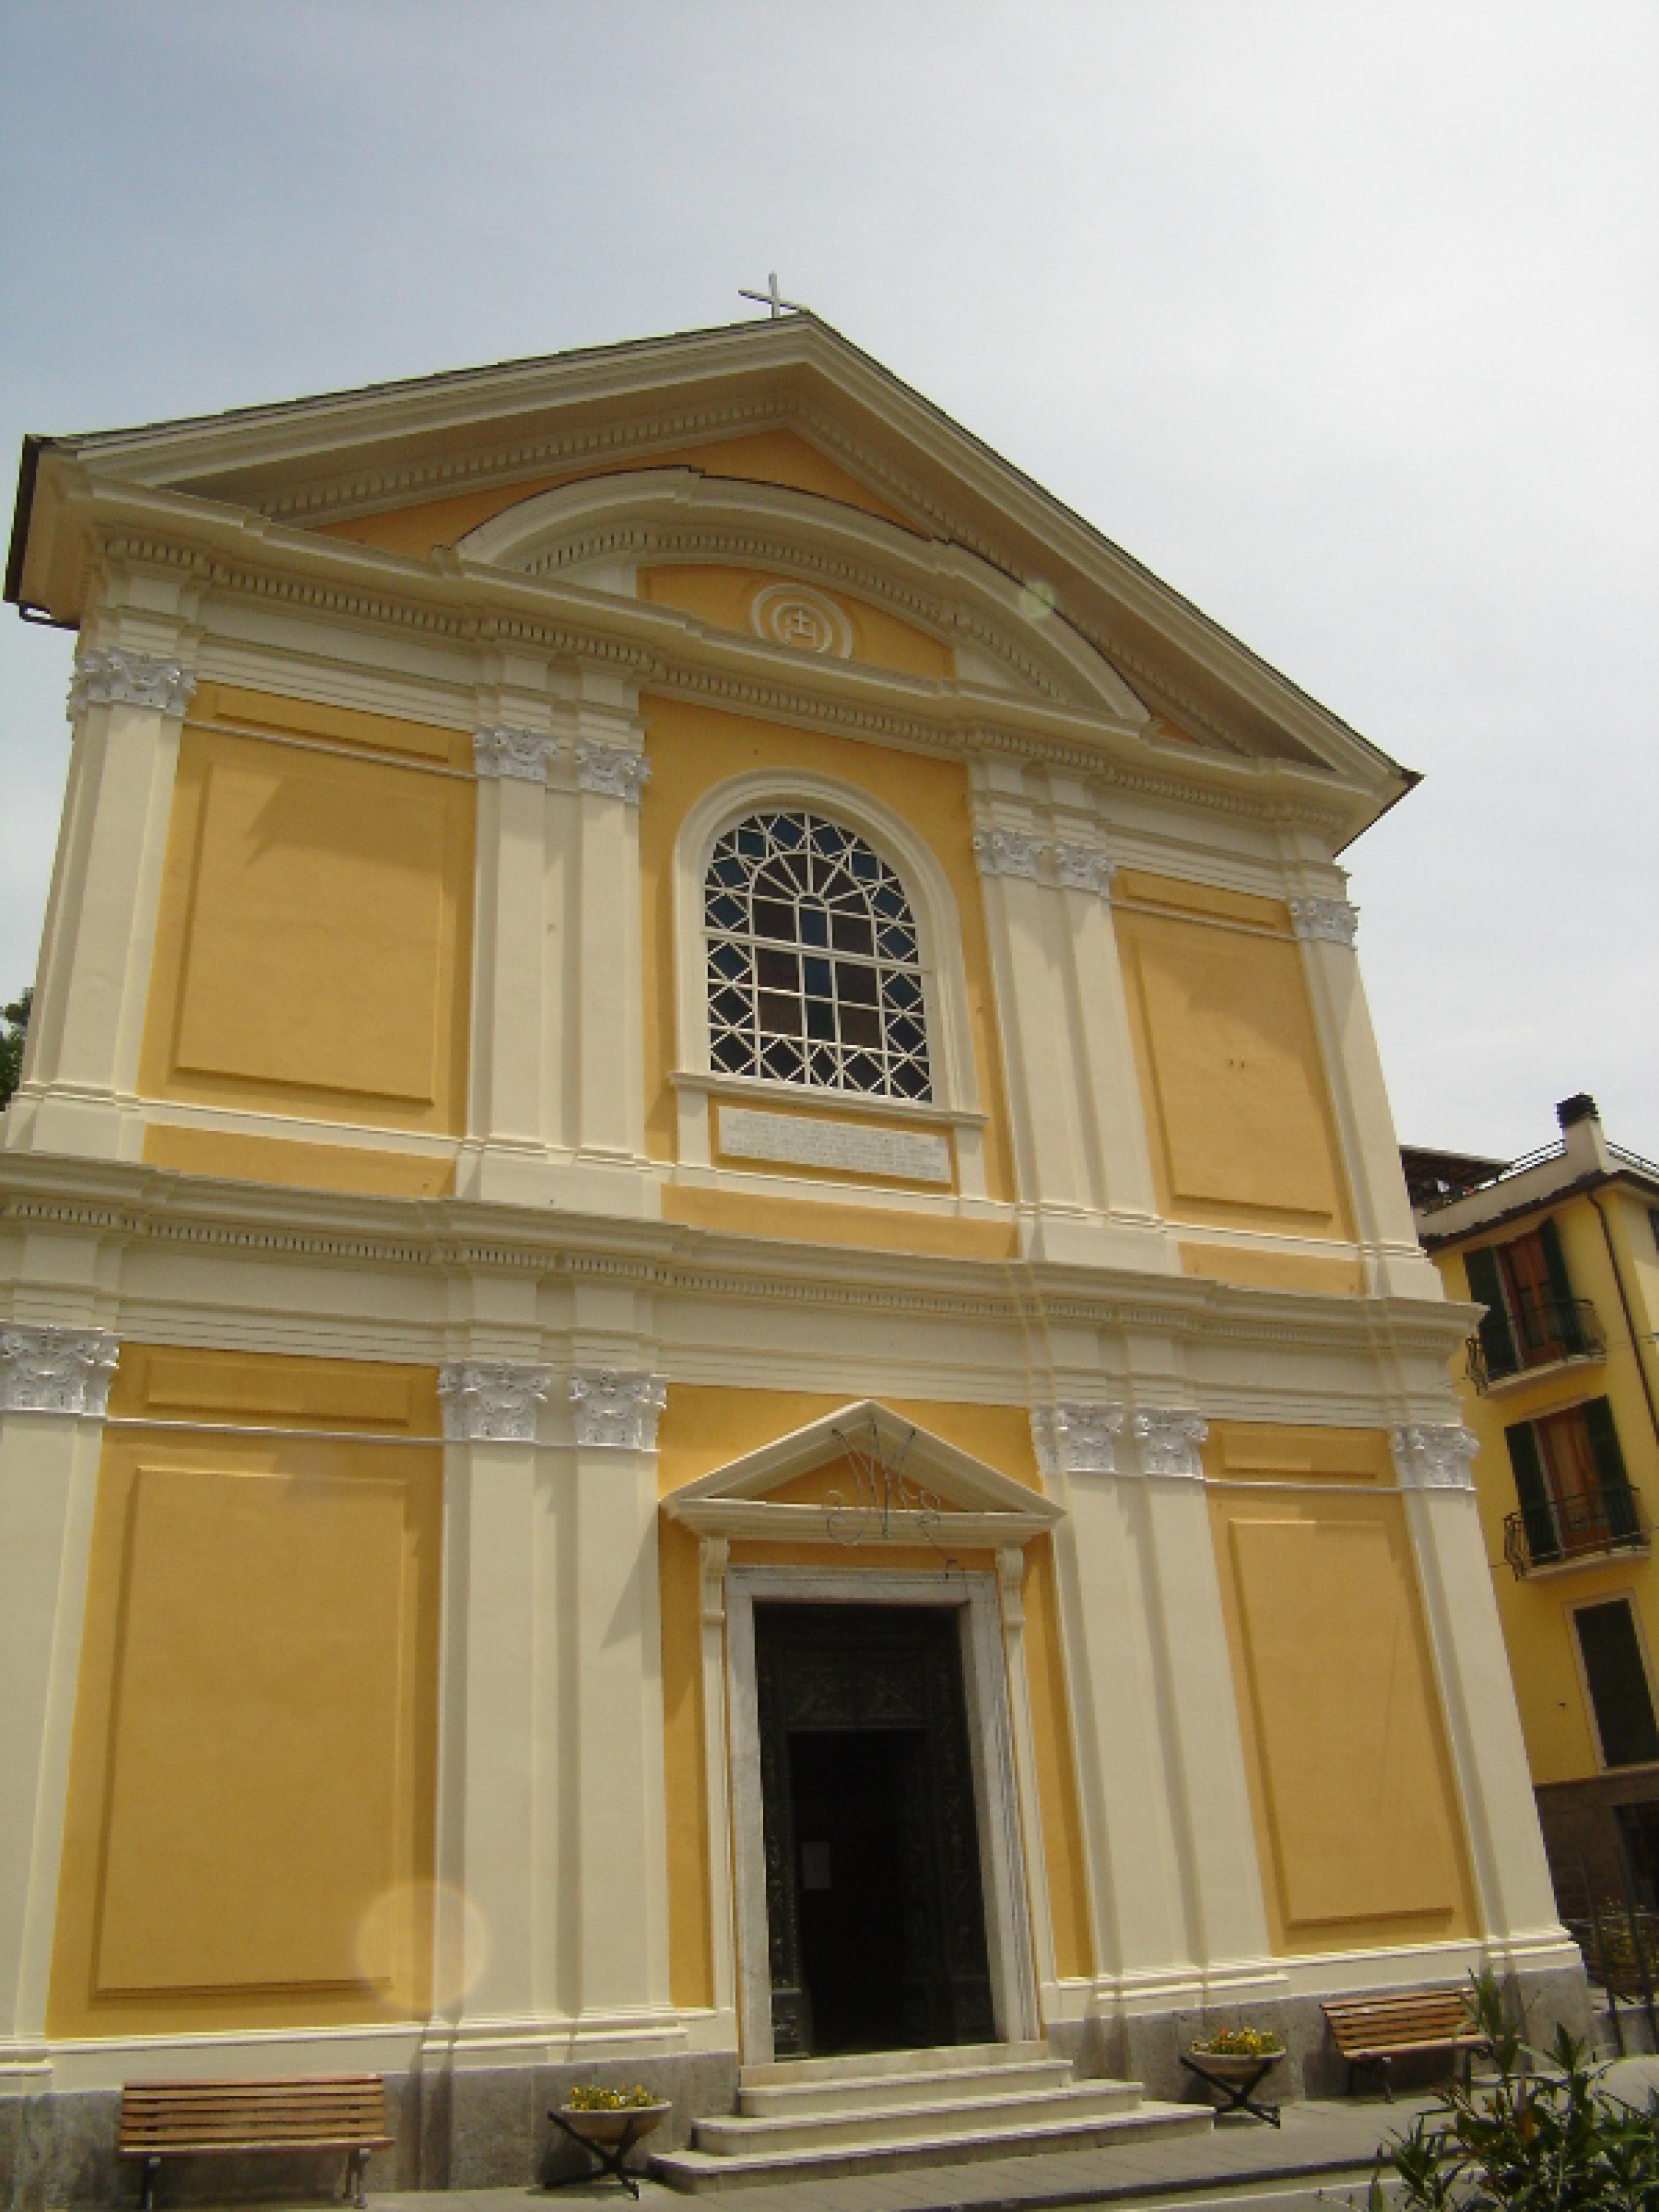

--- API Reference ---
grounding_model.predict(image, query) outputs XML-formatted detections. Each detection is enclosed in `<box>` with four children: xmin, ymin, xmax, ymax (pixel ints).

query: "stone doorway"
<box><xmin>754</xmin><ymin>1601</ymin><xmax>996</xmax><ymax>2058</ymax></box>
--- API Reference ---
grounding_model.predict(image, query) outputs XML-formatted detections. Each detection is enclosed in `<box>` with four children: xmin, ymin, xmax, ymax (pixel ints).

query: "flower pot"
<box><xmin>1188</xmin><ymin>2047</ymin><xmax>1282</xmax><ymax>2080</ymax></box>
<box><xmin>555</xmin><ymin>2102</ymin><xmax>670</xmax><ymax>2147</ymax></box>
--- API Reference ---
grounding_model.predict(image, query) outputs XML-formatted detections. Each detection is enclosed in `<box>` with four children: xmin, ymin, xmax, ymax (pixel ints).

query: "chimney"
<box><xmin>1556</xmin><ymin>1093</ymin><xmax>1611</xmax><ymax>1175</ymax></box>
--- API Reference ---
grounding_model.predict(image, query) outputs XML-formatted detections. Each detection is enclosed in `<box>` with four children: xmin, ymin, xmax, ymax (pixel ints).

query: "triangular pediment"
<box><xmin>9</xmin><ymin>313</ymin><xmax>1414</xmax><ymax>819</ymax></box>
<box><xmin>662</xmin><ymin>1398</ymin><xmax>1062</xmax><ymax>1548</ymax></box>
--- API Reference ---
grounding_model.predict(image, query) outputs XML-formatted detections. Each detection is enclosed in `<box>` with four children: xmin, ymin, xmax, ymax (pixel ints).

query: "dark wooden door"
<box><xmin>754</xmin><ymin>1601</ymin><xmax>995</xmax><ymax>2057</ymax></box>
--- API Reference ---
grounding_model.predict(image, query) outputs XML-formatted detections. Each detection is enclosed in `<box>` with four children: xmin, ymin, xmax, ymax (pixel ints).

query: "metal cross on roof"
<box><xmin>739</xmin><ymin>271</ymin><xmax>806</xmax><ymax>319</ymax></box>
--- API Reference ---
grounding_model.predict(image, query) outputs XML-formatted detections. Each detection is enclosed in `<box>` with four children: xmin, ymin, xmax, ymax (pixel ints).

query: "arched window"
<box><xmin>703</xmin><ymin>812</ymin><xmax>932</xmax><ymax>1101</ymax></box>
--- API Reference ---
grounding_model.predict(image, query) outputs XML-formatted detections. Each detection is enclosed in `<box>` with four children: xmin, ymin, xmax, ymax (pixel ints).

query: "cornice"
<box><xmin>66</xmin><ymin>501</ymin><xmax>1360</xmax><ymax>839</ymax></box>
<box><xmin>0</xmin><ymin>1153</ymin><xmax>1476</xmax><ymax>1362</ymax></box>
<box><xmin>13</xmin><ymin>318</ymin><xmax>1412</xmax><ymax>816</ymax></box>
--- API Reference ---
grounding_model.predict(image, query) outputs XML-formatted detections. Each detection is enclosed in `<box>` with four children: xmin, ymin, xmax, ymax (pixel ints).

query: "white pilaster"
<box><xmin>1033</xmin><ymin>1395</ymin><xmax>1273</xmax><ymax>2007</ymax></box>
<box><xmin>455</xmin><ymin>723</ymin><xmax>566</xmax><ymax>1205</ymax></box>
<box><xmin>431</xmin><ymin>1361</ymin><xmax>552</xmax><ymax>2029</ymax></box>
<box><xmin>0</xmin><ymin>1326</ymin><xmax>115</xmax><ymax>2081</ymax></box>
<box><xmin>563</xmin><ymin>1368</ymin><xmax>671</xmax><ymax>2018</ymax></box>
<box><xmin>571</xmin><ymin>721</ymin><xmax>650</xmax><ymax>1173</ymax></box>
<box><xmin>1392</xmin><ymin>1425</ymin><xmax>1564</xmax><ymax>1952</ymax></box>
<box><xmin>1288</xmin><ymin>883</ymin><xmax>1436</xmax><ymax>1297</ymax></box>
<box><xmin>7</xmin><ymin>648</ymin><xmax>196</xmax><ymax>1161</ymax></box>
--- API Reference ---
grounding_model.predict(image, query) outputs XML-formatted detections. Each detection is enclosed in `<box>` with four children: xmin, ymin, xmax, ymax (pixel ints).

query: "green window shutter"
<box><xmin>1582</xmin><ymin>1396</ymin><xmax>1629</xmax><ymax>1487</ymax></box>
<box><xmin>1574</xmin><ymin>1600</ymin><xmax>1659</xmax><ymax>1767</ymax></box>
<box><xmin>1504</xmin><ymin>1420</ymin><xmax>1557</xmax><ymax>1562</ymax></box>
<box><xmin>1536</xmin><ymin>1216</ymin><xmax>1585</xmax><ymax>1355</ymax></box>
<box><xmin>1581</xmin><ymin>1397</ymin><xmax>1637</xmax><ymax>1547</ymax></box>
<box><xmin>1465</xmin><ymin>1244</ymin><xmax>1518</xmax><ymax>1379</ymax></box>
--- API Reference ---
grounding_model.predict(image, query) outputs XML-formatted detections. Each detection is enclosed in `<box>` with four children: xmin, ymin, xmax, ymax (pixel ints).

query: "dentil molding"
<box><xmin>1289</xmin><ymin>895</ymin><xmax>1360</xmax><ymax>946</ymax></box>
<box><xmin>438</xmin><ymin>1359</ymin><xmax>553</xmax><ymax>1441</ymax></box>
<box><xmin>0</xmin><ymin>1323</ymin><xmax>119</xmax><ymax>1417</ymax></box>
<box><xmin>569</xmin><ymin>1368</ymin><xmax>667</xmax><ymax>1449</ymax></box>
<box><xmin>1131</xmin><ymin>1408</ymin><xmax>1209</xmax><ymax>1479</ymax></box>
<box><xmin>1390</xmin><ymin>1423</ymin><xmax>1478</xmax><ymax>1492</ymax></box>
<box><xmin>575</xmin><ymin>742</ymin><xmax>650</xmax><ymax>804</ymax></box>
<box><xmin>1030</xmin><ymin>1401</ymin><xmax>1124</xmax><ymax>1475</ymax></box>
<box><xmin>66</xmin><ymin>647</ymin><xmax>196</xmax><ymax>720</ymax></box>
<box><xmin>473</xmin><ymin>725</ymin><xmax>559</xmax><ymax>782</ymax></box>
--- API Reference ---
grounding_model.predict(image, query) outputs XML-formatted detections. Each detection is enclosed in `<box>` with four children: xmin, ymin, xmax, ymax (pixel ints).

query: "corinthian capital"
<box><xmin>1391</xmin><ymin>1423</ymin><xmax>1478</xmax><ymax>1491</ymax></box>
<box><xmin>438</xmin><ymin>1359</ymin><xmax>553</xmax><ymax>1441</ymax></box>
<box><xmin>1130</xmin><ymin>1408</ymin><xmax>1208</xmax><ymax>1479</ymax></box>
<box><xmin>972</xmin><ymin>827</ymin><xmax>1045</xmax><ymax>880</ymax></box>
<box><xmin>1289</xmin><ymin>895</ymin><xmax>1359</xmax><ymax>946</ymax></box>
<box><xmin>569</xmin><ymin>1368</ymin><xmax>666</xmax><ymax>1449</ymax></box>
<box><xmin>473</xmin><ymin>725</ymin><xmax>559</xmax><ymax>782</ymax></box>
<box><xmin>0</xmin><ymin>1324</ymin><xmax>119</xmax><ymax>1417</ymax></box>
<box><xmin>67</xmin><ymin>648</ymin><xmax>196</xmax><ymax>719</ymax></box>
<box><xmin>1030</xmin><ymin>1401</ymin><xmax>1124</xmax><ymax>1475</ymax></box>
<box><xmin>575</xmin><ymin>742</ymin><xmax>650</xmax><ymax>804</ymax></box>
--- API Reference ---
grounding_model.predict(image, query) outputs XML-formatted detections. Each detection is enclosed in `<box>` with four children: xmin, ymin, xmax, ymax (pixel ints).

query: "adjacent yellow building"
<box><xmin>1406</xmin><ymin>1097</ymin><xmax>1659</xmax><ymax>1920</ymax></box>
<box><xmin>0</xmin><ymin>316</ymin><xmax>1579</xmax><ymax>2199</ymax></box>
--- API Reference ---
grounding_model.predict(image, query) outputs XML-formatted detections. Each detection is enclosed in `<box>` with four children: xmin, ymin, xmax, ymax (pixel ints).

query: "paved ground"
<box><xmin>364</xmin><ymin>2055</ymin><xmax>1657</xmax><ymax>2212</ymax></box>
<box><xmin>375</xmin><ymin>2092</ymin><xmax>1437</xmax><ymax>2212</ymax></box>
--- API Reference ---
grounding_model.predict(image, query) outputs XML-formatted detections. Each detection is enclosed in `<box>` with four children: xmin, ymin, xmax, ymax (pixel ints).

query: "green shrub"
<box><xmin>1372</xmin><ymin>1972</ymin><xmax>1657</xmax><ymax>2209</ymax></box>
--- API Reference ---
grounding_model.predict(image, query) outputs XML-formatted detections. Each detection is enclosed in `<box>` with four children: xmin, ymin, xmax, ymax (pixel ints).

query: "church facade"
<box><xmin>0</xmin><ymin>317</ymin><xmax>1578</xmax><ymax>2195</ymax></box>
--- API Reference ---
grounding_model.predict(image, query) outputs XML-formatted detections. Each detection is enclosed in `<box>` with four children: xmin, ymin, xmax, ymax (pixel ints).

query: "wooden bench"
<box><xmin>1322</xmin><ymin>1990</ymin><xmax>1486</xmax><ymax>2099</ymax></box>
<box><xmin>119</xmin><ymin>2077</ymin><xmax>393</xmax><ymax>2211</ymax></box>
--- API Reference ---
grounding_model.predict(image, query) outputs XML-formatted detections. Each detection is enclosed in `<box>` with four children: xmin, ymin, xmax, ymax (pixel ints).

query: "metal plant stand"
<box><xmin>1179</xmin><ymin>2051</ymin><xmax>1283</xmax><ymax>2125</ymax></box>
<box><xmin>545</xmin><ymin>2107</ymin><xmax>668</xmax><ymax>2199</ymax></box>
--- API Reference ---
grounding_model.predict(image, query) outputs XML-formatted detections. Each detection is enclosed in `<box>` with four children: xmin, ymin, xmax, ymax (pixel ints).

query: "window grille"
<box><xmin>704</xmin><ymin>812</ymin><xmax>932</xmax><ymax>1101</ymax></box>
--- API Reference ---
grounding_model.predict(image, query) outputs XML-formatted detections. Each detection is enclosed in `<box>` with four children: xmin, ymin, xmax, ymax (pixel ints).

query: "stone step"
<box><xmin>652</xmin><ymin>2099</ymin><xmax>1211</xmax><ymax>2193</ymax></box>
<box><xmin>738</xmin><ymin>2037</ymin><xmax>1052</xmax><ymax>2087</ymax></box>
<box><xmin>698</xmin><ymin>2079</ymin><xmax>1143</xmax><ymax>2156</ymax></box>
<box><xmin>739</xmin><ymin>2055</ymin><xmax>1077</xmax><ymax>2116</ymax></box>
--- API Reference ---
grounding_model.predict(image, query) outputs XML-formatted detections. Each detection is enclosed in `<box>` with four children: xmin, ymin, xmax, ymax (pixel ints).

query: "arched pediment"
<box><xmin>454</xmin><ymin>469</ymin><xmax>1150</xmax><ymax>721</ymax></box>
<box><xmin>661</xmin><ymin>1399</ymin><xmax>1062</xmax><ymax>1548</ymax></box>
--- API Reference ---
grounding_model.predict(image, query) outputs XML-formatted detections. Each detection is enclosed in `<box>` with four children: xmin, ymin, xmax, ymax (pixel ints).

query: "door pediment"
<box><xmin>662</xmin><ymin>1398</ymin><xmax>1062</xmax><ymax>1548</ymax></box>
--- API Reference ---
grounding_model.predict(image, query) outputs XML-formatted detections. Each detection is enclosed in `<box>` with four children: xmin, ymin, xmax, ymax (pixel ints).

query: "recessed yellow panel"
<box><xmin>175</xmin><ymin>754</ymin><xmax>447</xmax><ymax>1099</ymax></box>
<box><xmin>97</xmin><ymin>1467</ymin><xmax>405</xmax><ymax>1991</ymax></box>
<box><xmin>1228</xmin><ymin>1514</ymin><xmax>1459</xmax><ymax>1927</ymax></box>
<box><xmin>1125</xmin><ymin>911</ymin><xmax>1348</xmax><ymax>1228</ymax></box>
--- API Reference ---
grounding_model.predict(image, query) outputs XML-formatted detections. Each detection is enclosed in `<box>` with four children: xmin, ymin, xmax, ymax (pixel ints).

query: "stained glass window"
<box><xmin>704</xmin><ymin>812</ymin><xmax>932</xmax><ymax>1101</ymax></box>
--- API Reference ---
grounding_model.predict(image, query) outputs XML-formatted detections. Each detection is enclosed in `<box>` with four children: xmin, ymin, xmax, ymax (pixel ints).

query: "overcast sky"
<box><xmin>2</xmin><ymin>1</ymin><xmax>1654</xmax><ymax>1161</ymax></box>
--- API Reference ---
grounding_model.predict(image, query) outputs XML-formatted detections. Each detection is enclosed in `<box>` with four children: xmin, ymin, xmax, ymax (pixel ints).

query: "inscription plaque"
<box><xmin>718</xmin><ymin>1105</ymin><xmax>952</xmax><ymax>1185</ymax></box>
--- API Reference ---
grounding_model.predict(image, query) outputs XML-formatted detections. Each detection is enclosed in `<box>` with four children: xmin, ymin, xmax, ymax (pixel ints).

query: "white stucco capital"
<box><xmin>1051</xmin><ymin>843</ymin><xmax>1118</xmax><ymax>898</ymax></box>
<box><xmin>66</xmin><ymin>647</ymin><xmax>196</xmax><ymax>720</ymax></box>
<box><xmin>569</xmin><ymin>1368</ymin><xmax>667</xmax><ymax>1449</ymax></box>
<box><xmin>1130</xmin><ymin>1408</ymin><xmax>1209</xmax><ymax>1479</ymax></box>
<box><xmin>1391</xmin><ymin>1422</ymin><xmax>1479</xmax><ymax>1492</ymax></box>
<box><xmin>473</xmin><ymin>725</ymin><xmax>559</xmax><ymax>782</ymax></box>
<box><xmin>0</xmin><ymin>1323</ymin><xmax>119</xmax><ymax>1417</ymax></box>
<box><xmin>574</xmin><ymin>741</ymin><xmax>650</xmax><ymax>804</ymax></box>
<box><xmin>438</xmin><ymin>1359</ymin><xmax>553</xmax><ymax>1441</ymax></box>
<box><xmin>972</xmin><ymin>827</ymin><xmax>1046</xmax><ymax>880</ymax></box>
<box><xmin>1289</xmin><ymin>895</ymin><xmax>1359</xmax><ymax>946</ymax></box>
<box><xmin>1030</xmin><ymin>1400</ymin><xmax>1125</xmax><ymax>1475</ymax></box>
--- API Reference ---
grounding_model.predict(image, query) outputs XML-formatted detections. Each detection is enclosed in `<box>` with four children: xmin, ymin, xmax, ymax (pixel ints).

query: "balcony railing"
<box><xmin>1503</xmin><ymin>1487</ymin><xmax>1650</xmax><ymax>1577</ymax></box>
<box><xmin>1466</xmin><ymin>1294</ymin><xmax>1605</xmax><ymax>1393</ymax></box>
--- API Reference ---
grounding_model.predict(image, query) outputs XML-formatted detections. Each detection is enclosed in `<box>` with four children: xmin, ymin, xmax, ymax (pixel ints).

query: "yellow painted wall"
<box><xmin>1117</xmin><ymin>872</ymin><xmax>1354</xmax><ymax>1241</ymax></box>
<box><xmin>655</xmin><ymin>1390</ymin><xmax>1092</xmax><ymax>2006</ymax></box>
<box><xmin>139</xmin><ymin>686</ymin><xmax>474</xmax><ymax>1136</ymax></box>
<box><xmin>640</xmin><ymin>565</ymin><xmax>951</xmax><ymax>681</ymax></box>
<box><xmin>1434</xmin><ymin>1194</ymin><xmax>1659</xmax><ymax>1788</ymax></box>
<box><xmin>316</xmin><ymin>432</ymin><xmax>916</xmax><ymax>559</ymax></box>
<box><xmin>640</xmin><ymin>694</ymin><xmax>1017</xmax><ymax>1220</ymax></box>
<box><xmin>1179</xmin><ymin>1244</ymin><xmax>1361</xmax><ymax>1296</ymax></box>
<box><xmin>143</xmin><ymin>1124</ymin><xmax>455</xmax><ymax>1197</ymax></box>
<box><xmin>50</xmin><ymin>1347</ymin><xmax>441</xmax><ymax>2034</ymax></box>
<box><xmin>1205</xmin><ymin>1422</ymin><xmax>1480</xmax><ymax>1954</ymax></box>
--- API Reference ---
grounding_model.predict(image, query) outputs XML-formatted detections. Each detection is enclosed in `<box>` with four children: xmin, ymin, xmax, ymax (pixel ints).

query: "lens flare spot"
<box><xmin>356</xmin><ymin>1879</ymin><xmax>490</xmax><ymax>2011</ymax></box>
